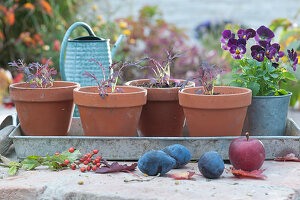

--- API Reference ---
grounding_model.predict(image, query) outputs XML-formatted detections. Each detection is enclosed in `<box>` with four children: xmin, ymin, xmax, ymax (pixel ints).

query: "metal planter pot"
<box><xmin>243</xmin><ymin>93</ymin><xmax>292</xmax><ymax>136</ymax></box>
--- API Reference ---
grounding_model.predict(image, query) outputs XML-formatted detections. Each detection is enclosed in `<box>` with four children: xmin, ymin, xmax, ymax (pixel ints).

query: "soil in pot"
<box><xmin>179</xmin><ymin>86</ymin><xmax>252</xmax><ymax>137</ymax></box>
<box><xmin>9</xmin><ymin>81</ymin><xmax>79</xmax><ymax>136</ymax></box>
<box><xmin>126</xmin><ymin>79</ymin><xmax>194</xmax><ymax>137</ymax></box>
<box><xmin>74</xmin><ymin>86</ymin><xmax>147</xmax><ymax>137</ymax></box>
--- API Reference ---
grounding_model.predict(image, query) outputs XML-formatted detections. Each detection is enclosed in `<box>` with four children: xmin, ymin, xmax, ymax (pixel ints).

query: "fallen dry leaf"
<box><xmin>95</xmin><ymin>160</ymin><xmax>137</xmax><ymax>174</ymax></box>
<box><xmin>168</xmin><ymin>171</ymin><xmax>195</xmax><ymax>180</ymax></box>
<box><xmin>274</xmin><ymin>153</ymin><xmax>300</xmax><ymax>162</ymax></box>
<box><xmin>230</xmin><ymin>167</ymin><xmax>267</xmax><ymax>180</ymax></box>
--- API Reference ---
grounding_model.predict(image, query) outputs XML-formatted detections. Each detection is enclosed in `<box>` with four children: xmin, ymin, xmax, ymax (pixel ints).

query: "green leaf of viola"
<box><xmin>8</xmin><ymin>165</ymin><xmax>18</xmax><ymax>176</ymax></box>
<box><xmin>230</xmin><ymin>80</ymin><xmax>245</xmax><ymax>87</ymax></box>
<box><xmin>283</xmin><ymin>72</ymin><xmax>297</xmax><ymax>81</ymax></box>
<box><xmin>275</xmin><ymin>89</ymin><xmax>289</xmax><ymax>96</ymax></box>
<box><xmin>247</xmin><ymin>82</ymin><xmax>260</xmax><ymax>96</ymax></box>
<box><xmin>269</xmin><ymin>73</ymin><xmax>279</xmax><ymax>78</ymax></box>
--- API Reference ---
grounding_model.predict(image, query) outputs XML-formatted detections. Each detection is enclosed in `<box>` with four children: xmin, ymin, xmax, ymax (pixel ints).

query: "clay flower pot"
<box><xmin>9</xmin><ymin>81</ymin><xmax>79</xmax><ymax>136</ymax></box>
<box><xmin>126</xmin><ymin>79</ymin><xmax>194</xmax><ymax>137</ymax></box>
<box><xmin>179</xmin><ymin>86</ymin><xmax>252</xmax><ymax>137</ymax></box>
<box><xmin>73</xmin><ymin>86</ymin><xmax>147</xmax><ymax>137</ymax></box>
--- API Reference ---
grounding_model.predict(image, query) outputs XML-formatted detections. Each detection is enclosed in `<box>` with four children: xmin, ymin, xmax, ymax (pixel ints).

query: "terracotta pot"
<box><xmin>179</xmin><ymin>86</ymin><xmax>252</xmax><ymax>137</ymax></box>
<box><xmin>125</xmin><ymin>79</ymin><xmax>194</xmax><ymax>137</ymax></box>
<box><xmin>9</xmin><ymin>81</ymin><xmax>79</xmax><ymax>136</ymax></box>
<box><xmin>74</xmin><ymin>86</ymin><xmax>147</xmax><ymax>137</ymax></box>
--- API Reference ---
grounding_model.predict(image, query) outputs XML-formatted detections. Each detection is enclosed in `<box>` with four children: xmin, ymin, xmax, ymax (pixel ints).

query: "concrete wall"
<box><xmin>85</xmin><ymin>0</ymin><xmax>300</xmax><ymax>43</ymax></box>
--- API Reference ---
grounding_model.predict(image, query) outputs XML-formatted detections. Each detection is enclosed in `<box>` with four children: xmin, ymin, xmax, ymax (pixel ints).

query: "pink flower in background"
<box><xmin>53</xmin><ymin>40</ymin><xmax>60</xmax><ymax>51</ymax></box>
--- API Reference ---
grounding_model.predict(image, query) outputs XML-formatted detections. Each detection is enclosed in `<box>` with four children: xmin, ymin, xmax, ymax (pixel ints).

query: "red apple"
<box><xmin>229</xmin><ymin>133</ymin><xmax>265</xmax><ymax>171</ymax></box>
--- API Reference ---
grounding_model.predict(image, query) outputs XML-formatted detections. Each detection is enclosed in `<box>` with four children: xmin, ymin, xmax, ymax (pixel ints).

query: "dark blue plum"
<box><xmin>162</xmin><ymin>144</ymin><xmax>191</xmax><ymax>168</ymax></box>
<box><xmin>198</xmin><ymin>151</ymin><xmax>224</xmax><ymax>179</ymax></box>
<box><xmin>138</xmin><ymin>150</ymin><xmax>176</xmax><ymax>176</ymax></box>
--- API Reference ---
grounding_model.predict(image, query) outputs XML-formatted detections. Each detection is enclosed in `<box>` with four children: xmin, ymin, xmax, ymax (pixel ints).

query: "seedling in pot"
<box><xmin>181</xmin><ymin>62</ymin><xmax>222</xmax><ymax>95</ymax></box>
<box><xmin>132</xmin><ymin>50</ymin><xmax>183</xmax><ymax>88</ymax></box>
<box><xmin>8</xmin><ymin>59</ymin><xmax>57</xmax><ymax>88</ymax></box>
<box><xmin>83</xmin><ymin>59</ymin><xmax>130</xmax><ymax>98</ymax></box>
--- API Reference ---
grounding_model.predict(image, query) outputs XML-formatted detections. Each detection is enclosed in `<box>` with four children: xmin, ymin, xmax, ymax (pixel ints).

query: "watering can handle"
<box><xmin>59</xmin><ymin>22</ymin><xmax>96</xmax><ymax>81</ymax></box>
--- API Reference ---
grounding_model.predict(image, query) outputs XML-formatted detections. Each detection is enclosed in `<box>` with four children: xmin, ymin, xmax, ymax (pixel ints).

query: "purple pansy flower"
<box><xmin>288</xmin><ymin>49</ymin><xmax>298</xmax><ymax>71</ymax></box>
<box><xmin>255</xmin><ymin>25</ymin><xmax>275</xmax><ymax>42</ymax></box>
<box><xmin>237</xmin><ymin>28</ymin><xmax>256</xmax><ymax>40</ymax></box>
<box><xmin>258</xmin><ymin>41</ymin><xmax>277</xmax><ymax>60</ymax></box>
<box><xmin>220</xmin><ymin>30</ymin><xmax>235</xmax><ymax>50</ymax></box>
<box><xmin>229</xmin><ymin>38</ymin><xmax>247</xmax><ymax>59</ymax></box>
<box><xmin>251</xmin><ymin>45</ymin><xmax>265</xmax><ymax>62</ymax></box>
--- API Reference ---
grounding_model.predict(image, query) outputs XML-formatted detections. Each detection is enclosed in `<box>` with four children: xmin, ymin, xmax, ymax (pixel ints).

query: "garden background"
<box><xmin>0</xmin><ymin>0</ymin><xmax>300</xmax><ymax>107</ymax></box>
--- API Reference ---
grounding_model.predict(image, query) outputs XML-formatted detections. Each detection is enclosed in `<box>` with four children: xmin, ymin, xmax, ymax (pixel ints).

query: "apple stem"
<box><xmin>246</xmin><ymin>132</ymin><xmax>249</xmax><ymax>141</ymax></box>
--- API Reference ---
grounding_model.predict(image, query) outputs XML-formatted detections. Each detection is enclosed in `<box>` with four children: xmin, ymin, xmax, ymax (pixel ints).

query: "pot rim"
<box><xmin>10</xmin><ymin>81</ymin><xmax>80</xmax><ymax>90</ymax></box>
<box><xmin>74</xmin><ymin>85</ymin><xmax>147</xmax><ymax>95</ymax></box>
<box><xmin>253</xmin><ymin>92</ymin><xmax>292</xmax><ymax>99</ymax></box>
<box><xmin>180</xmin><ymin>86</ymin><xmax>252</xmax><ymax>96</ymax></box>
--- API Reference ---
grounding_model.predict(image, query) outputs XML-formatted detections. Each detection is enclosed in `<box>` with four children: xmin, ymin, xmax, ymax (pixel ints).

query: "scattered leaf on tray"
<box><xmin>95</xmin><ymin>160</ymin><xmax>137</xmax><ymax>174</ymax></box>
<box><xmin>168</xmin><ymin>171</ymin><xmax>195</xmax><ymax>180</ymax></box>
<box><xmin>230</xmin><ymin>167</ymin><xmax>267</xmax><ymax>179</ymax></box>
<box><xmin>274</xmin><ymin>153</ymin><xmax>300</xmax><ymax>162</ymax></box>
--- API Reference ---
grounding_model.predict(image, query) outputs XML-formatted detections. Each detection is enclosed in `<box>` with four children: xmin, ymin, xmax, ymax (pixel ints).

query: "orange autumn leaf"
<box><xmin>40</xmin><ymin>0</ymin><xmax>53</xmax><ymax>15</ymax></box>
<box><xmin>230</xmin><ymin>167</ymin><xmax>267</xmax><ymax>180</ymax></box>
<box><xmin>274</xmin><ymin>153</ymin><xmax>300</xmax><ymax>162</ymax></box>
<box><xmin>168</xmin><ymin>171</ymin><xmax>195</xmax><ymax>180</ymax></box>
<box><xmin>24</xmin><ymin>3</ymin><xmax>35</xmax><ymax>11</ymax></box>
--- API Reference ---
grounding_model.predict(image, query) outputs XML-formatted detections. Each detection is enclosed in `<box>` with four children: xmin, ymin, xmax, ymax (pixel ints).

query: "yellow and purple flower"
<box><xmin>237</xmin><ymin>28</ymin><xmax>256</xmax><ymax>40</ymax></box>
<box><xmin>251</xmin><ymin>45</ymin><xmax>265</xmax><ymax>62</ymax></box>
<box><xmin>220</xmin><ymin>30</ymin><xmax>235</xmax><ymax>50</ymax></box>
<box><xmin>229</xmin><ymin>38</ymin><xmax>247</xmax><ymax>59</ymax></box>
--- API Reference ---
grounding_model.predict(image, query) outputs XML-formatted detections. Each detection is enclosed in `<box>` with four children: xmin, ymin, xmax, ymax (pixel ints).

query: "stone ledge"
<box><xmin>1</xmin><ymin>161</ymin><xmax>300</xmax><ymax>200</ymax></box>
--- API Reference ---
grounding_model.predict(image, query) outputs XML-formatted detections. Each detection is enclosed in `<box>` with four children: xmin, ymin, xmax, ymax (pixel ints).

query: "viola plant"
<box><xmin>221</xmin><ymin>25</ymin><xmax>298</xmax><ymax>96</ymax></box>
<box><xmin>8</xmin><ymin>59</ymin><xmax>57</xmax><ymax>88</ymax></box>
<box><xmin>133</xmin><ymin>50</ymin><xmax>182</xmax><ymax>88</ymax></box>
<box><xmin>82</xmin><ymin>59</ymin><xmax>127</xmax><ymax>98</ymax></box>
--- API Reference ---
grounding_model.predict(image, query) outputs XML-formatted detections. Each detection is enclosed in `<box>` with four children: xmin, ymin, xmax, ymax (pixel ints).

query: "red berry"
<box><xmin>96</xmin><ymin>156</ymin><xmax>101</xmax><ymax>160</ymax></box>
<box><xmin>64</xmin><ymin>159</ymin><xmax>70</xmax><ymax>165</ymax></box>
<box><xmin>95</xmin><ymin>159</ymin><xmax>100</xmax><ymax>163</ymax></box>
<box><xmin>69</xmin><ymin>147</ymin><xmax>75</xmax><ymax>153</ymax></box>
<box><xmin>60</xmin><ymin>163</ymin><xmax>67</xmax><ymax>167</ymax></box>
<box><xmin>93</xmin><ymin>149</ymin><xmax>99</xmax><ymax>154</ymax></box>
<box><xmin>79</xmin><ymin>158</ymin><xmax>84</xmax><ymax>163</ymax></box>
<box><xmin>92</xmin><ymin>166</ymin><xmax>97</xmax><ymax>171</ymax></box>
<box><xmin>87</xmin><ymin>166</ymin><xmax>91</xmax><ymax>171</ymax></box>
<box><xmin>87</xmin><ymin>153</ymin><xmax>93</xmax><ymax>158</ymax></box>
<box><xmin>83</xmin><ymin>160</ymin><xmax>89</xmax><ymax>165</ymax></box>
<box><xmin>92</xmin><ymin>161</ymin><xmax>96</xmax><ymax>165</ymax></box>
<box><xmin>80</xmin><ymin>167</ymin><xmax>86</xmax><ymax>172</ymax></box>
<box><xmin>55</xmin><ymin>152</ymin><xmax>60</xmax><ymax>155</ymax></box>
<box><xmin>87</xmin><ymin>158</ymin><xmax>91</xmax><ymax>162</ymax></box>
<box><xmin>83</xmin><ymin>155</ymin><xmax>88</xmax><ymax>160</ymax></box>
<box><xmin>96</xmin><ymin>163</ymin><xmax>101</xmax><ymax>167</ymax></box>
<box><xmin>71</xmin><ymin>164</ymin><xmax>76</xmax><ymax>170</ymax></box>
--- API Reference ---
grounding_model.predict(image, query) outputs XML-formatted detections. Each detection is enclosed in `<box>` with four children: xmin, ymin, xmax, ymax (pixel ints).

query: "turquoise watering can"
<box><xmin>59</xmin><ymin>22</ymin><xmax>124</xmax><ymax>87</ymax></box>
<box><xmin>59</xmin><ymin>22</ymin><xmax>124</xmax><ymax>117</ymax></box>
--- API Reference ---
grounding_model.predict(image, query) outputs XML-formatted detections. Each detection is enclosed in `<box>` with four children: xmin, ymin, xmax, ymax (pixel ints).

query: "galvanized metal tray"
<box><xmin>9</xmin><ymin>118</ymin><xmax>300</xmax><ymax>160</ymax></box>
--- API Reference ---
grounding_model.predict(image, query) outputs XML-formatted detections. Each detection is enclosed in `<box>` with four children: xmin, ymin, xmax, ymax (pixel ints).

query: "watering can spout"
<box><xmin>111</xmin><ymin>34</ymin><xmax>125</xmax><ymax>59</ymax></box>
